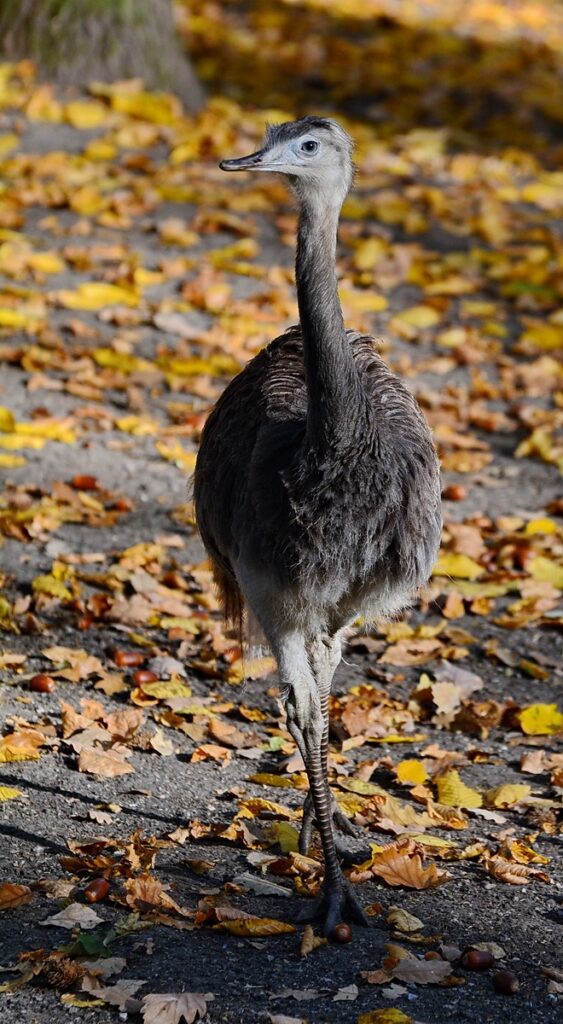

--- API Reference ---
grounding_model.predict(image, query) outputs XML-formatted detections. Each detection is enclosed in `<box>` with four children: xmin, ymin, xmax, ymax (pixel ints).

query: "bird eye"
<box><xmin>301</xmin><ymin>139</ymin><xmax>319</xmax><ymax>154</ymax></box>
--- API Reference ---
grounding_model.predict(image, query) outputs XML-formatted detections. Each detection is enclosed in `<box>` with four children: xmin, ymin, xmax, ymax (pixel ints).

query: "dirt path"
<box><xmin>0</xmin><ymin>64</ymin><xmax>561</xmax><ymax>1024</ymax></box>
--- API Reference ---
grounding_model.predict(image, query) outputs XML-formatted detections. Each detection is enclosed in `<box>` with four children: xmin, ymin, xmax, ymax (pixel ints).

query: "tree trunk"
<box><xmin>0</xmin><ymin>0</ymin><xmax>205</xmax><ymax>112</ymax></box>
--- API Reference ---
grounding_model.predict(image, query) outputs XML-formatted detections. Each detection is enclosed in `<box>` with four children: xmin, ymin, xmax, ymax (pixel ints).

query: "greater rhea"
<box><xmin>194</xmin><ymin>117</ymin><xmax>442</xmax><ymax>937</ymax></box>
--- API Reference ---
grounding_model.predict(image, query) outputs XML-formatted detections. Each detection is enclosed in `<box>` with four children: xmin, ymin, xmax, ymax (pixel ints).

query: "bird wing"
<box><xmin>194</xmin><ymin>325</ymin><xmax>308</xmax><ymax>582</ymax></box>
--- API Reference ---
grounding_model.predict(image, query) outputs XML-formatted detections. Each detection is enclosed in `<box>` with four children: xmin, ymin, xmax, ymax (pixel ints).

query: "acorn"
<box><xmin>492</xmin><ymin>971</ymin><xmax>519</xmax><ymax>995</ymax></box>
<box><xmin>29</xmin><ymin>674</ymin><xmax>55</xmax><ymax>693</ymax></box>
<box><xmin>462</xmin><ymin>949</ymin><xmax>495</xmax><ymax>971</ymax></box>
<box><xmin>84</xmin><ymin>878</ymin><xmax>110</xmax><ymax>903</ymax></box>
<box><xmin>112</xmin><ymin>649</ymin><xmax>144</xmax><ymax>668</ymax></box>
<box><xmin>331</xmin><ymin>923</ymin><xmax>352</xmax><ymax>944</ymax></box>
<box><xmin>132</xmin><ymin>669</ymin><xmax>158</xmax><ymax>686</ymax></box>
<box><xmin>70</xmin><ymin>474</ymin><xmax>99</xmax><ymax>491</ymax></box>
<box><xmin>442</xmin><ymin>484</ymin><xmax>466</xmax><ymax>501</ymax></box>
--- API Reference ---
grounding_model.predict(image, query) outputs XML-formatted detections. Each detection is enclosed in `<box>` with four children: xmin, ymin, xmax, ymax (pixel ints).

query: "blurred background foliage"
<box><xmin>176</xmin><ymin>0</ymin><xmax>563</xmax><ymax>156</ymax></box>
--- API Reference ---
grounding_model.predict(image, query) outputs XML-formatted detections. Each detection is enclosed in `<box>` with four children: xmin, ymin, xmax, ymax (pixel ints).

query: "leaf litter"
<box><xmin>0</xmin><ymin>2</ymin><xmax>562</xmax><ymax>1021</ymax></box>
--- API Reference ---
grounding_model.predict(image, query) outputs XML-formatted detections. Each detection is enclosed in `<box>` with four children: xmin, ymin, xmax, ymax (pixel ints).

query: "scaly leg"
<box><xmin>280</xmin><ymin>632</ymin><xmax>369</xmax><ymax>937</ymax></box>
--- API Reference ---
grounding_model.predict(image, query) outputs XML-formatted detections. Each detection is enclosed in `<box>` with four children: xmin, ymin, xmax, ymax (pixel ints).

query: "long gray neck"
<box><xmin>295</xmin><ymin>192</ymin><xmax>362</xmax><ymax>450</ymax></box>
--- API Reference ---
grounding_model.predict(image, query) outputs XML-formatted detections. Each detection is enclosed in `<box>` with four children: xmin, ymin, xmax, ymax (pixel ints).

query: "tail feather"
<box><xmin>210</xmin><ymin>558</ymin><xmax>244</xmax><ymax>649</ymax></box>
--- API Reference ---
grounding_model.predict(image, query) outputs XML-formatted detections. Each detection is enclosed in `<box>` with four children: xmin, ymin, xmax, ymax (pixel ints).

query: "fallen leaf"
<box><xmin>78</xmin><ymin>747</ymin><xmax>134</xmax><ymax>778</ymax></box>
<box><xmin>141</xmin><ymin>992</ymin><xmax>213</xmax><ymax>1024</ymax></box>
<box><xmin>350</xmin><ymin>840</ymin><xmax>452</xmax><ymax>889</ymax></box>
<box><xmin>435</xmin><ymin>770</ymin><xmax>483</xmax><ymax>808</ymax></box>
<box><xmin>518</xmin><ymin>704</ymin><xmax>563</xmax><ymax>736</ymax></box>
<box><xmin>484</xmin><ymin>784</ymin><xmax>532</xmax><ymax>808</ymax></box>
<box><xmin>41</xmin><ymin>902</ymin><xmax>103</xmax><ymax>930</ymax></box>
<box><xmin>300</xmin><ymin>924</ymin><xmax>327</xmax><ymax>956</ymax></box>
<box><xmin>0</xmin><ymin>882</ymin><xmax>33</xmax><ymax>909</ymax></box>
<box><xmin>392</xmin><ymin>958</ymin><xmax>452</xmax><ymax>984</ymax></box>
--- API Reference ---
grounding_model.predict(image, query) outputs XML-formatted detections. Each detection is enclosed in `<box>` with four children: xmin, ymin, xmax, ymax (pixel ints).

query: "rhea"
<box><xmin>194</xmin><ymin>117</ymin><xmax>441</xmax><ymax>936</ymax></box>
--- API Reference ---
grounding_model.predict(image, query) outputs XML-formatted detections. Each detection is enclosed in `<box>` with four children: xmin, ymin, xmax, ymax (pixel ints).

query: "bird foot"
<box><xmin>296</xmin><ymin>877</ymin><xmax>371</xmax><ymax>937</ymax></box>
<box><xmin>298</xmin><ymin>791</ymin><xmax>360</xmax><ymax>855</ymax></box>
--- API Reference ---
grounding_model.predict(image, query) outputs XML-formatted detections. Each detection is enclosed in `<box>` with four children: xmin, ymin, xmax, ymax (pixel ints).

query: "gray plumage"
<box><xmin>194</xmin><ymin>116</ymin><xmax>441</xmax><ymax>936</ymax></box>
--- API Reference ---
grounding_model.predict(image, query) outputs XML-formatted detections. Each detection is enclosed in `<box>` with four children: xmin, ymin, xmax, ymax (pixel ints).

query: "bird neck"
<box><xmin>296</xmin><ymin>192</ymin><xmax>361</xmax><ymax>449</ymax></box>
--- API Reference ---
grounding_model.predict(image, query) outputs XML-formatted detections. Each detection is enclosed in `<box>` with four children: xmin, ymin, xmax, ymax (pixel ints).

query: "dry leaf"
<box><xmin>0</xmin><ymin>882</ymin><xmax>33</xmax><ymax>909</ymax></box>
<box><xmin>392</xmin><ymin>958</ymin><xmax>452</xmax><ymax>984</ymax></box>
<box><xmin>350</xmin><ymin>840</ymin><xmax>452</xmax><ymax>889</ymax></box>
<box><xmin>141</xmin><ymin>992</ymin><xmax>213</xmax><ymax>1024</ymax></box>
<box><xmin>387</xmin><ymin>906</ymin><xmax>424</xmax><ymax>933</ymax></box>
<box><xmin>41</xmin><ymin>902</ymin><xmax>103</xmax><ymax>930</ymax></box>
<box><xmin>300</xmin><ymin>924</ymin><xmax>327</xmax><ymax>956</ymax></box>
<box><xmin>78</xmin><ymin>747</ymin><xmax>134</xmax><ymax>778</ymax></box>
<box><xmin>435</xmin><ymin>769</ymin><xmax>482</xmax><ymax>808</ymax></box>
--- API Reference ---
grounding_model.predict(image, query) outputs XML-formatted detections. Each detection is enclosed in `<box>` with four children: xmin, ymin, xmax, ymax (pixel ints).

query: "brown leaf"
<box><xmin>485</xmin><ymin>856</ymin><xmax>550</xmax><ymax>885</ymax></box>
<box><xmin>0</xmin><ymin>882</ymin><xmax>33</xmax><ymax>909</ymax></box>
<box><xmin>124</xmin><ymin>874</ymin><xmax>190</xmax><ymax>917</ymax></box>
<box><xmin>350</xmin><ymin>840</ymin><xmax>452</xmax><ymax>889</ymax></box>
<box><xmin>105</xmin><ymin>707</ymin><xmax>145</xmax><ymax>740</ymax></box>
<box><xmin>300</xmin><ymin>924</ymin><xmax>327</xmax><ymax>956</ymax></box>
<box><xmin>379</xmin><ymin>639</ymin><xmax>444</xmax><ymax>666</ymax></box>
<box><xmin>78</xmin><ymin>747</ymin><xmax>134</xmax><ymax>778</ymax></box>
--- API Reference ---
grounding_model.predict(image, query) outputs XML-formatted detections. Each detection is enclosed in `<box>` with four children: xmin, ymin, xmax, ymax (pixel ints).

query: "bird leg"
<box><xmin>280</xmin><ymin>632</ymin><xmax>370</xmax><ymax>937</ymax></box>
<box><xmin>298</xmin><ymin>790</ymin><xmax>358</xmax><ymax>855</ymax></box>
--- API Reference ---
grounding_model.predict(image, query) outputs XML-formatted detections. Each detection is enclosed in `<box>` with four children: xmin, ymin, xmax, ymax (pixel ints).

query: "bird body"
<box><xmin>196</xmin><ymin>325</ymin><xmax>440</xmax><ymax>635</ymax></box>
<box><xmin>194</xmin><ymin>116</ymin><xmax>441</xmax><ymax>937</ymax></box>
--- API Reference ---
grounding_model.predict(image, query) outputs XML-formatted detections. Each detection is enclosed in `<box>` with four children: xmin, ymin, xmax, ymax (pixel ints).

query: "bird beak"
<box><xmin>219</xmin><ymin>148</ymin><xmax>271</xmax><ymax>172</ymax></box>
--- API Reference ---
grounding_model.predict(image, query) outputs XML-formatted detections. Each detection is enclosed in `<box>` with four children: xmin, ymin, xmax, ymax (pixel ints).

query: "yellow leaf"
<box><xmin>64</xmin><ymin>100</ymin><xmax>109</xmax><ymax>130</ymax></box>
<box><xmin>358</xmin><ymin>1011</ymin><xmax>413</xmax><ymax>1024</ymax></box>
<box><xmin>433</xmin><ymin>552</ymin><xmax>483</xmax><ymax>580</ymax></box>
<box><xmin>436</xmin><ymin>327</ymin><xmax>467</xmax><ymax>348</ymax></box>
<box><xmin>155</xmin><ymin>441</ymin><xmax>197</xmax><ymax>472</ymax></box>
<box><xmin>26</xmin><ymin>251</ymin><xmax>64</xmax><ymax>275</ymax></box>
<box><xmin>435</xmin><ymin>770</ymin><xmax>482</xmax><ymax>808</ymax></box>
<box><xmin>353</xmin><ymin>237</ymin><xmax>387</xmax><ymax>271</ymax></box>
<box><xmin>0</xmin><ymin>786</ymin><xmax>23</xmax><ymax>802</ymax></box>
<box><xmin>226</xmin><ymin>656</ymin><xmax>276</xmax><ymax>684</ymax></box>
<box><xmin>248</xmin><ymin>773</ymin><xmax>295</xmax><ymax>788</ymax></box>
<box><xmin>0</xmin><ymin>133</ymin><xmax>19</xmax><ymax>157</ymax></box>
<box><xmin>524</xmin><ymin>518</ymin><xmax>558</xmax><ymax>535</ymax></box>
<box><xmin>520</xmin><ymin>323</ymin><xmax>563</xmax><ymax>351</ymax></box>
<box><xmin>238</xmin><ymin>797</ymin><xmax>298</xmax><ymax>820</ymax></box>
<box><xmin>393</xmin><ymin>305</ymin><xmax>441</xmax><ymax>330</ymax></box>
<box><xmin>484</xmin><ymin>784</ymin><xmax>531</xmax><ymax>808</ymax></box>
<box><xmin>13</xmin><ymin>419</ymin><xmax>75</xmax><ymax>443</ymax></box>
<box><xmin>111</xmin><ymin>91</ymin><xmax>182</xmax><ymax>124</ymax></box>
<box><xmin>69</xmin><ymin>186</ymin><xmax>104</xmax><ymax>216</ymax></box>
<box><xmin>57</xmin><ymin>283</ymin><xmax>139</xmax><ymax>310</ymax></box>
<box><xmin>0</xmin><ymin>434</ymin><xmax>45</xmax><ymax>450</ymax></box>
<box><xmin>518</xmin><ymin>703</ymin><xmax>563</xmax><ymax>736</ymax></box>
<box><xmin>0</xmin><ymin>453</ymin><xmax>25</xmax><ymax>467</ymax></box>
<box><xmin>395</xmin><ymin>759</ymin><xmax>428</xmax><ymax>785</ymax></box>
<box><xmin>32</xmin><ymin>575</ymin><xmax>72</xmax><ymax>601</ymax></box>
<box><xmin>117</xmin><ymin>415</ymin><xmax>159</xmax><ymax>436</ymax></box>
<box><xmin>0</xmin><ymin>307</ymin><xmax>44</xmax><ymax>329</ymax></box>
<box><xmin>215</xmin><ymin>915</ymin><xmax>295</xmax><ymax>937</ymax></box>
<box><xmin>340</xmin><ymin>288</ymin><xmax>388</xmax><ymax>313</ymax></box>
<box><xmin>92</xmin><ymin>348</ymin><xmax>152</xmax><ymax>373</ymax></box>
<box><xmin>528</xmin><ymin>556</ymin><xmax>563</xmax><ymax>589</ymax></box>
<box><xmin>140</xmin><ymin>680</ymin><xmax>193</xmax><ymax>700</ymax></box>
<box><xmin>520</xmin><ymin>181</ymin><xmax>562</xmax><ymax>210</ymax></box>
<box><xmin>0</xmin><ymin>407</ymin><xmax>16</xmax><ymax>432</ymax></box>
<box><xmin>267</xmin><ymin>821</ymin><xmax>299</xmax><ymax>853</ymax></box>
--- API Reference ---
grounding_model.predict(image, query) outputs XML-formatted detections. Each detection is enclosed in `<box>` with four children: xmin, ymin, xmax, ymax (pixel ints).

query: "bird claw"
<box><xmin>296</xmin><ymin>877</ymin><xmax>371</xmax><ymax>937</ymax></box>
<box><xmin>299</xmin><ymin>791</ymin><xmax>360</xmax><ymax>855</ymax></box>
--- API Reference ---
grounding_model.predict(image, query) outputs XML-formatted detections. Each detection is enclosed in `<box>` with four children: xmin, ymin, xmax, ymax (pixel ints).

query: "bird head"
<box><xmin>219</xmin><ymin>116</ymin><xmax>354</xmax><ymax>206</ymax></box>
